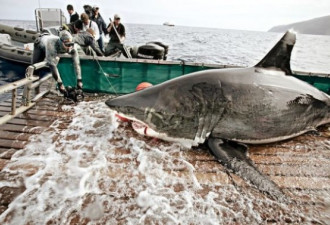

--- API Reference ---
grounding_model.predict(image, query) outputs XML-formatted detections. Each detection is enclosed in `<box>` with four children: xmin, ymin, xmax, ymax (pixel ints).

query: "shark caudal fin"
<box><xmin>255</xmin><ymin>31</ymin><xmax>296</xmax><ymax>75</ymax></box>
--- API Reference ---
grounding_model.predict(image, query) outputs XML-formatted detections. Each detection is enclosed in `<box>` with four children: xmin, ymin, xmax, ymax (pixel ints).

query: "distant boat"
<box><xmin>163</xmin><ymin>22</ymin><xmax>174</xmax><ymax>26</ymax></box>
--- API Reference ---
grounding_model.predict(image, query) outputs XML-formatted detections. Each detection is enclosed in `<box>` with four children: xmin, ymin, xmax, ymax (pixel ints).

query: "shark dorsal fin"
<box><xmin>255</xmin><ymin>31</ymin><xmax>296</xmax><ymax>75</ymax></box>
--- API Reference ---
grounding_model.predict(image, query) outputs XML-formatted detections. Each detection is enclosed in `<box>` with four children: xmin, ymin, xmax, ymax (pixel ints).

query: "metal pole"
<box><xmin>11</xmin><ymin>88</ymin><xmax>17</xmax><ymax>115</ymax></box>
<box><xmin>109</xmin><ymin>18</ymin><xmax>132</xmax><ymax>58</ymax></box>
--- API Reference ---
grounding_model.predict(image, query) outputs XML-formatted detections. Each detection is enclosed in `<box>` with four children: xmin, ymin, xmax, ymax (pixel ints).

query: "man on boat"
<box><xmin>105</xmin><ymin>14</ymin><xmax>126</xmax><ymax>56</ymax></box>
<box><xmin>73</xmin><ymin>20</ymin><xmax>104</xmax><ymax>56</ymax></box>
<box><xmin>81</xmin><ymin>13</ymin><xmax>100</xmax><ymax>43</ymax></box>
<box><xmin>91</xmin><ymin>5</ymin><xmax>107</xmax><ymax>53</ymax></box>
<box><xmin>32</xmin><ymin>30</ymin><xmax>83</xmax><ymax>98</ymax></box>
<box><xmin>67</xmin><ymin>4</ymin><xmax>79</xmax><ymax>24</ymax></box>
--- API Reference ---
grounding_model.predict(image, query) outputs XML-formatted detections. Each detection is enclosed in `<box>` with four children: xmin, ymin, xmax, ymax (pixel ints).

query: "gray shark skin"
<box><xmin>105</xmin><ymin>31</ymin><xmax>330</xmax><ymax>201</ymax></box>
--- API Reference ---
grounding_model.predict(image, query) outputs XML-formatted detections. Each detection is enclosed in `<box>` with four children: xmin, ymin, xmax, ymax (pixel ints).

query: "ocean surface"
<box><xmin>0</xmin><ymin>20</ymin><xmax>329</xmax><ymax>224</ymax></box>
<box><xmin>1</xmin><ymin>19</ymin><xmax>330</xmax><ymax>80</ymax></box>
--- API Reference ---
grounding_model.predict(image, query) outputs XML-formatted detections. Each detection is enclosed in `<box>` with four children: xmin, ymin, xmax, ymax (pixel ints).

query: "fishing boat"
<box><xmin>163</xmin><ymin>22</ymin><xmax>175</xmax><ymax>26</ymax></box>
<box><xmin>0</xmin><ymin>8</ymin><xmax>329</xmax><ymax>95</ymax></box>
<box><xmin>58</xmin><ymin>55</ymin><xmax>330</xmax><ymax>94</ymax></box>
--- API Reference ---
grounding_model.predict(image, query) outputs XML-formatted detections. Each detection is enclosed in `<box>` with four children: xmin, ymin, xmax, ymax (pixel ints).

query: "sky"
<box><xmin>0</xmin><ymin>0</ymin><xmax>329</xmax><ymax>31</ymax></box>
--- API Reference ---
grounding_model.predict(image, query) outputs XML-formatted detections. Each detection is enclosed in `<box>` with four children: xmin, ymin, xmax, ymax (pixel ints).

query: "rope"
<box><xmin>92</xmin><ymin>52</ymin><xmax>118</xmax><ymax>96</ymax></box>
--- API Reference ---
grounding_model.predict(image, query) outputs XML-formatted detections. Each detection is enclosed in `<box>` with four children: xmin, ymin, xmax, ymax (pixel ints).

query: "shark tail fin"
<box><xmin>255</xmin><ymin>31</ymin><xmax>296</xmax><ymax>75</ymax></box>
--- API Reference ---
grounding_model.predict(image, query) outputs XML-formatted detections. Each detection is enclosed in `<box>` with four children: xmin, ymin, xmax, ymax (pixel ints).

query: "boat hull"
<box><xmin>0</xmin><ymin>42</ymin><xmax>32</xmax><ymax>64</ymax></box>
<box><xmin>0</xmin><ymin>23</ymin><xmax>39</xmax><ymax>43</ymax></box>
<box><xmin>57</xmin><ymin>55</ymin><xmax>330</xmax><ymax>95</ymax></box>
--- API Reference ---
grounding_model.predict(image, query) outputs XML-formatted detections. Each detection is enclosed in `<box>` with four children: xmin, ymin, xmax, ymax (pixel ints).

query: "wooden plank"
<box><xmin>272</xmin><ymin>176</ymin><xmax>330</xmax><ymax>189</ymax></box>
<box><xmin>106</xmin><ymin>159</ymin><xmax>329</xmax><ymax>190</ymax></box>
<box><xmin>0</xmin><ymin>131</ymin><xmax>33</xmax><ymax>141</ymax></box>
<box><xmin>176</xmin><ymin>149</ymin><xmax>214</xmax><ymax>161</ymax></box>
<box><xmin>0</xmin><ymin>106</ymin><xmax>12</xmax><ymax>112</ymax></box>
<box><xmin>0</xmin><ymin>148</ymin><xmax>11</xmax><ymax>153</ymax></box>
<box><xmin>0</xmin><ymin>105</ymin><xmax>30</xmax><ymax>112</ymax></box>
<box><xmin>0</xmin><ymin>107</ymin><xmax>72</xmax><ymax>117</ymax></box>
<box><xmin>0</xmin><ymin>76</ymin><xmax>38</xmax><ymax>94</ymax></box>
<box><xmin>0</xmin><ymin>124</ymin><xmax>46</xmax><ymax>134</ymax></box>
<box><xmin>109</xmin><ymin>147</ymin><xmax>330</xmax><ymax>176</ymax></box>
<box><xmin>250</xmin><ymin>151</ymin><xmax>330</xmax><ymax>160</ymax></box>
<box><xmin>0</xmin><ymin>111</ymin><xmax>55</xmax><ymax>121</ymax></box>
<box><xmin>250</xmin><ymin>144</ymin><xmax>330</xmax><ymax>156</ymax></box>
<box><xmin>6</xmin><ymin>118</ymin><xmax>53</xmax><ymax>127</ymax></box>
<box><xmin>2</xmin><ymin>97</ymin><xmax>61</xmax><ymax>108</ymax></box>
<box><xmin>0</xmin><ymin>186</ymin><xmax>26</xmax><ymax>207</ymax></box>
<box><xmin>0</xmin><ymin>148</ymin><xmax>20</xmax><ymax>160</ymax></box>
<box><xmin>181</xmin><ymin>160</ymin><xmax>330</xmax><ymax>178</ymax></box>
<box><xmin>0</xmin><ymin>159</ymin><xmax>9</xmax><ymax>171</ymax></box>
<box><xmin>286</xmin><ymin>188</ymin><xmax>330</xmax><ymax>203</ymax></box>
<box><xmin>257</xmin><ymin>164</ymin><xmax>330</xmax><ymax>178</ymax></box>
<box><xmin>0</xmin><ymin>139</ymin><xmax>26</xmax><ymax>149</ymax></box>
<box><xmin>26</xmin><ymin>109</ymin><xmax>71</xmax><ymax>117</ymax></box>
<box><xmin>104</xmin><ymin>167</ymin><xmax>243</xmax><ymax>187</ymax></box>
<box><xmin>0</xmin><ymin>103</ymin><xmax>60</xmax><ymax>112</ymax></box>
<box><xmin>0</xmin><ymin>206</ymin><xmax>7</xmax><ymax>215</ymax></box>
<box><xmin>250</xmin><ymin>155</ymin><xmax>329</xmax><ymax>166</ymax></box>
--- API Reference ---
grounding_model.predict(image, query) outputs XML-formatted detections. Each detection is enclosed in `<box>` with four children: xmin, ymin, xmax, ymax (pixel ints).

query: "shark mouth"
<box><xmin>114</xmin><ymin>112</ymin><xmax>198</xmax><ymax>148</ymax></box>
<box><xmin>115</xmin><ymin>113</ymin><xmax>159</xmax><ymax>138</ymax></box>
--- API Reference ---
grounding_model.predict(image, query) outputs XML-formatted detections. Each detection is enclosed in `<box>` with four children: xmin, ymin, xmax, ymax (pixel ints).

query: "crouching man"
<box><xmin>32</xmin><ymin>30</ymin><xmax>83</xmax><ymax>101</ymax></box>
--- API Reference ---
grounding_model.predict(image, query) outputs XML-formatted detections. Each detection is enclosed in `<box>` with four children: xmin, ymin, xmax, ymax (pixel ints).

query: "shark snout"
<box><xmin>105</xmin><ymin>97</ymin><xmax>122</xmax><ymax>109</ymax></box>
<box><xmin>105</xmin><ymin>94</ymin><xmax>152</xmax><ymax>123</ymax></box>
<box><xmin>105</xmin><ymin>97</ymin><xmax>134</xmax><ymax>115</ymax></box>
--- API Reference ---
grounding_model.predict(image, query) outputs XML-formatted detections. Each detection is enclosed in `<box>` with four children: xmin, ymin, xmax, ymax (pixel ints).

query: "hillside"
<box><xmin>269</xmin><ymin>15</ymin><xmax>330</xmax><ymax>35</ymax></box>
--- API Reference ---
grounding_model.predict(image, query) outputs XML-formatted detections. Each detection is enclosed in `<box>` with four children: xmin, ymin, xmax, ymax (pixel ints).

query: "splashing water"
<box><xmin>0</xmin><ymin>100</ymin><xmax>327</xmax><ymax>224</ymax></box>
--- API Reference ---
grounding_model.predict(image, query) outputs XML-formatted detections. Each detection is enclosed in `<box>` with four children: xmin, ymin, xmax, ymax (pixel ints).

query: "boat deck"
<box><xmin>0</xmin><ymin>93</ymin><xmax>329</xmax><ymax>223</ymax></box>
<box><xmin>0</xmin><ymin>93</ymin><xmax>73</xmax><ymax>213</ymax></box>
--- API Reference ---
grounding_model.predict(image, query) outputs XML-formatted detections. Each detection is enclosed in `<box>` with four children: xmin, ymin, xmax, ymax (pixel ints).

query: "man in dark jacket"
<box><xmin>67</xmin><ymin>4</ymin><xmax>79</xmax><ymax>23</ymax></box>
<box><xmin>91</xmin><ymin>6</ymin><xmax>107</xmax><ymax>53</ymax></box>
<box><xmin>73</xmin><ymin>20</ymin><xmax>103</xmax><ymax>56</ymax></box>
<box><xmin>105</xmin><ymin>14</ymin><xmax>126</xmax><ymax>56</ymax></box>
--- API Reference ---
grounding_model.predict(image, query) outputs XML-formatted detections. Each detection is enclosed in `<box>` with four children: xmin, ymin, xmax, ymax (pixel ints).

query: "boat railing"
<box><xmin>60</xmin><ymin>54</ymin><xmax>244</xmax><ymax>69</ymax></box>
<box><xmin>35</xmin><ymin>8</ymin><xmax>66</xmax><ymax>32</ymax></box>
<box><xmin>292</xmin><ymin>70</ymin><xmax>330</xmax><ymax>78</ymax></box>
<box><xmin>0</xmin><ymin>61</ymin><xmax>53</xmax><ymax>125</ymax></box>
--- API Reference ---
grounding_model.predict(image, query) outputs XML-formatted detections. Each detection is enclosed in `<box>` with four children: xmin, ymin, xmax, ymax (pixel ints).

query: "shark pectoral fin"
<box><xmin>207</xmin><ymin>137</ymin><xmax>286</xmax><ymax>201</ymax></box>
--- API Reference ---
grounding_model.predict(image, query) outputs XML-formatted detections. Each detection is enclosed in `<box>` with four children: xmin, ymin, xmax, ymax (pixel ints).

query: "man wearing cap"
<box><xmin>67</xmin><ymin>4</ymin><xmax>79</xmax><ymax>23</ymax></box>
<box><xmin>81</xmin><ymin>13</ymin><xmax>100</xmax><ymax>42</ymax></box>
<box><xmin>105</xmin><ymin>14</ymin><xmax>126</xmax><ymax>56</ymax></box>
<box><xmin>91</xmin><ymin>6</ymin><xmax>107</xmax><ymax>53</ymax></box>
<box><xmin>32</xmin><ymin>30</ymin><xmax>83</xmax><ymax>98</ymax></box>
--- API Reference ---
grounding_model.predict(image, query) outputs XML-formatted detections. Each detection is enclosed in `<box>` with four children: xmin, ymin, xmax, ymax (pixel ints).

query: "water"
<box><xmin>1</xmin><ymin>20</ymin><xmax>330</xmax><ymax>77</ymax></box>
<box><xmin>0</xmin><ymin>20</ymin><xmax>330</xmax><ymax>224</ymax></box>
<box><xmin>126</xmin><ymin>24</ymin><xmax>330</xmax><ymax>74</ymax></box>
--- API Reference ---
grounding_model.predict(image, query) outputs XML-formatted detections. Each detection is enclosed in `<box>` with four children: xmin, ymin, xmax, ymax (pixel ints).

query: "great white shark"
<box><xmin>105</xmin><ymin>31</ymin><xmax>330</xmax><ymax>200</ymax></box>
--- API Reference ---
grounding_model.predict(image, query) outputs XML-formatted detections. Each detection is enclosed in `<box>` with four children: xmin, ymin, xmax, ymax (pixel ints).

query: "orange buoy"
<box><xmin>136</xmin><ymin>82</ymin><xmax>153</xmax><ymax>91</ymax></box>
